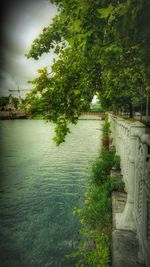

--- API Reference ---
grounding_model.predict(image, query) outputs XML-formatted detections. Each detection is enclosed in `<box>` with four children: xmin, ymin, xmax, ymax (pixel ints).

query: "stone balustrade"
<box><xmin>108</xmin><ymin>114</ymin><xmax>150</xmax><ymax>267</ymax></box>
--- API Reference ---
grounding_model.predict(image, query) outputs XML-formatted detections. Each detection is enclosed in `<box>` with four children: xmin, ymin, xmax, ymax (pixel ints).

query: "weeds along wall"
<box><xmin>70</xmin><ymin>115</ymin><xmax>124</xmax><ymax>267</ymax></box>
<box><xmin>108</xmin><ymin>113</ymin><xmax>150</xmax><ymax>267</ymax></box>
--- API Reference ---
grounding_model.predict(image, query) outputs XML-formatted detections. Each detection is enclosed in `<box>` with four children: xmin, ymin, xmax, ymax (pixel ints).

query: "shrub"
<box><xmin>70</xmin><ymin>115</ymin><xmax>124</xmax><ymax>267</ymax></box>
<box><xmin>113</xmin><ymin>155</ymin><xmax>120</xmax><ymax>170</ymax></box>
<box><xmin>101</xmin><ymin>115</ymin><xmax>110</xmax><ymax>149</ymax></box>
<box><xmin>90</xmin><ymin>150</ymin><xmax>116</xmax><ymax>185</ymax></box>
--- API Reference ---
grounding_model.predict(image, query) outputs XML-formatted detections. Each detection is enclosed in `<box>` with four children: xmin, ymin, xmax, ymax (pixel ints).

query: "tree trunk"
<box><xmin>129</xmin><ymin>103</ymin><xmax>133</xmax><ymax>118</ymax></box>
<box><xmin>133</xmin><ymin>105</ymin><xmax>134</xmax><ymax>118</ymax></box>
<box><xmin>140</xmin><ymin>103</ymin><xmax>143</xmax><ymax>121</ymax></box>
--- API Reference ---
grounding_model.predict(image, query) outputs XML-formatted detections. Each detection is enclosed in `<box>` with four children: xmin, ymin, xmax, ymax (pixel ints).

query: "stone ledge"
<box><xmin>112</xmin><ymin>229</ymin><xmax>144</xmax><ymax>267</ymax></box>
<box><xmin>112</xmin><ymin>191</ymin><xmax>145</xmax><ymax>267</ymax></box>
<box><xmin>112</xmin><ymin>191</ymin><xmax>127</xmax><ymax>229</ymax></box>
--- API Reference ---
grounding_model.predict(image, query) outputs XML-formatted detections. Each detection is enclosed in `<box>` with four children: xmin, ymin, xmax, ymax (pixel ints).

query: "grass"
<box><xmin>28</xmin><ymin>113</ymin><xmax>44</xmax><ymax>119</ymax></box>
<box><xmin>117</xmin><ymin>115</ymin><xmax>147</xmax><ymax>125</ymax></box>
<box><xmin>68</xmin><ymin>114</ymin><xmax>124</xmax><ymax>266</ymax></box>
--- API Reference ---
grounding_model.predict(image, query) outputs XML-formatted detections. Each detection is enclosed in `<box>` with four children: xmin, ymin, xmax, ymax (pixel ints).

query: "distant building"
<box><xmin>6</xmin><ymin>94</ymin><xmax>16</xmax><ymax>111</ymax></box>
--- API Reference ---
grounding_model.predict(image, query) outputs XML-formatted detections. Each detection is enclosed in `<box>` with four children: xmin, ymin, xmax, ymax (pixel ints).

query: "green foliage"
<box><xmin>101</xmin><ymin>114</ymin><xmax>110</xmax><ymax>148</ymax></box>
<box><xmin>67</xmin><ymin>231</ymin><xmax>110</xmax><ymax>267</ymax></box>
<box><xmin>90</xmin><ymin>103</ymin><xmax>104</xmax><ymax>112</ymax></box>
<box><xmin>26</xmin><ymin>0</ymin><xmax>150</xmax><ymax>143</ymax></box>
<box><xmin>110</xmin><ymin>177</ymin><xmax>124</xmax><ymax>192</ymax></box>
<box><xmin>53</xmin><ymin>118</ymin><xmax>71</xmax><ymax>145</ymax></box>
<box><xmin>113</xmin><ymin>155</ymin><xmax>121</xmax><ymax>170</ymax></box>
<box><xmin>102</xmin><ymin>115</ymin><xmax>110</xmax><ymax>136</ymax></box>
<box><xmin>29</xmin><ymin>113</ymin><xmax>44</xmax><ymax>120</ymax></box>
<box><xmin>98</xmin><ymin>4</ymin><xmax>114</xmax><ymax>19</ymax></box>
<box><xmin>83</xmin><ymin>180</ymin><xmax>112</xmax><ymax>227</ymax></box>
<box><xmin>0</xmin><ymin>96</ymin><xmax>19</xmax><ymax>110</ymax></box>
<box><xmin>0</xmin><ymin>96</ymin><xmax>9</xmax><ymax>108</ymax></box>
<box><xmin>90</xmin><ymin>150</ymin><xmax>115</xmax><ymax>185</ymax></box>
<box><xmin>12</xmin><ymin>97</ymin><xmax>19</xmax><ymax>109</ymax></box>
<box><xmin>70</xmin><ymin>116</ymin><xmax>124</xmax><ymax>266</ymax></box>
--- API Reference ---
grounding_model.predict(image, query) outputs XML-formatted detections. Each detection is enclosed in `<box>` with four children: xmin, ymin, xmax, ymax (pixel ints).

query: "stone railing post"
<box><xmin>134</xmin><ymin>134</ymin><xmax>150</xmax><ymax>266</ymax></box>
<box><xmin>116</xmin><ymin>122</ymin><xmax>145</xmax><ymax>231</ymax></box>
<box><xmin>109</xmin><ymin>114</ymin><xmax>150</xmax><ymax>266</ymax></box>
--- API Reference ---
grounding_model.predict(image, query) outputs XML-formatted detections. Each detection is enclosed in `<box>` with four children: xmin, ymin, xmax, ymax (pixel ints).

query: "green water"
<box><xmin>0</xmin><ymin>120</ymin><xmax>101</xmax><ymax>267</ymax></box>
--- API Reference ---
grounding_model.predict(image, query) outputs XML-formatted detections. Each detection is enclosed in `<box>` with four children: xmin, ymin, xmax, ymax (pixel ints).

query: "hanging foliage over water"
<box><xmin>26</xmin><ymin>0</ymin><xmax>150</xmax><ymax>144</ymax></box>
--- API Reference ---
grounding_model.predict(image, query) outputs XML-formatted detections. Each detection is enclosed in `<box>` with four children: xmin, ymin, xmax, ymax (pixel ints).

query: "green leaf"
<box><xmin>73</xmin><ymin>89</ymin><xmax>81</xmax><ymax>95</ymax></box>
<box><xmin>98</xmin><ymin>4</ymin><xmax>114</xmax><ymax>19</ymax></box>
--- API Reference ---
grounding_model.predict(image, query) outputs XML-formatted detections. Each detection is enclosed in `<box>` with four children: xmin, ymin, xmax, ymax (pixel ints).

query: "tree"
<box><xmin>26</xmin><ymin>0</ymin><xmax>150</xmax><ymax>144</ymax></box>
<box><xmin>0</xmin><ymin>96</ymin><xmax>9</xmax><ymax>110</ymax></box>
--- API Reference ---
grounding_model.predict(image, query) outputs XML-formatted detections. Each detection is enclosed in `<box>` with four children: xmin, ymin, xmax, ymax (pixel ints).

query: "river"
<box><xmin>0</xmin><ymin>119</ymin><xmax>102</xmax><ymax>267</ymax></box>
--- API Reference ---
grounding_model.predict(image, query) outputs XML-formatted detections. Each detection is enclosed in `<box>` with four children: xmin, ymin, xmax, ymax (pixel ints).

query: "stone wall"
<box><xmin>108</xmin><ymin>114</ymin><xmax>150</xmax><ymax>267</ymax></box>
<box><xmin>0</xmin><ymin>111</ymin><xmax>27</xmax><ymax>119</ymax></box>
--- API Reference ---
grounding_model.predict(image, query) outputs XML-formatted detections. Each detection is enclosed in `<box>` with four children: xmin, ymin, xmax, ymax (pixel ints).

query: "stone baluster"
<box><xmin>115</xmin><ymin>122</ymin><xmax>145</xmax><ymax>231</ymax></box>
<box><xmin>135</xmin><ymin>134</ymin><xmax>150</xmax><ymax>266</ymax></box>
<box><xmin>109</xmin><ymin>114</ymin><xmax>150</xmax><ymax>266</ymax></box>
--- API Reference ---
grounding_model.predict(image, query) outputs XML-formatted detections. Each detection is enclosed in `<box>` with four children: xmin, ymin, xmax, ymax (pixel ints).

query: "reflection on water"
<box><xmin>0</xmin><ymin>120</ymin><xmax>101</xmax><ymax>267</ymax></box>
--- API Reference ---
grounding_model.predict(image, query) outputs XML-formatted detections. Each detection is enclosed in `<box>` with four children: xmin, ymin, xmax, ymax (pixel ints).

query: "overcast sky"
<box><xmin>0</xmin><ymin>0</ymin><xmax>57</xmax><ymax>97</ymax></box>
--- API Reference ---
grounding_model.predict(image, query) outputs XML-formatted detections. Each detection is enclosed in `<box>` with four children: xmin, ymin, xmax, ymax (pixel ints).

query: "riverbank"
<box><xmin>0</xmin><ymin>112</ymin><xmax>104</xmax><ymax>121</ymax></box>
<box><xmin>70</xmin><ymin>115</ymin><xmax>123</xmax><ymax>266</ymax></box>
<box><xmin>0</xmin><ymin>111</ymin><xmax>28</xmax><ymax>119</ymax></box>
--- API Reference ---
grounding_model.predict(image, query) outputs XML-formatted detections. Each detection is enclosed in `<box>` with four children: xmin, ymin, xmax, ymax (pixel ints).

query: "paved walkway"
<box><xmin>111</xmin><ymin>177</ymin><xmax>145</xmax><ymax>267</ymax></box>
